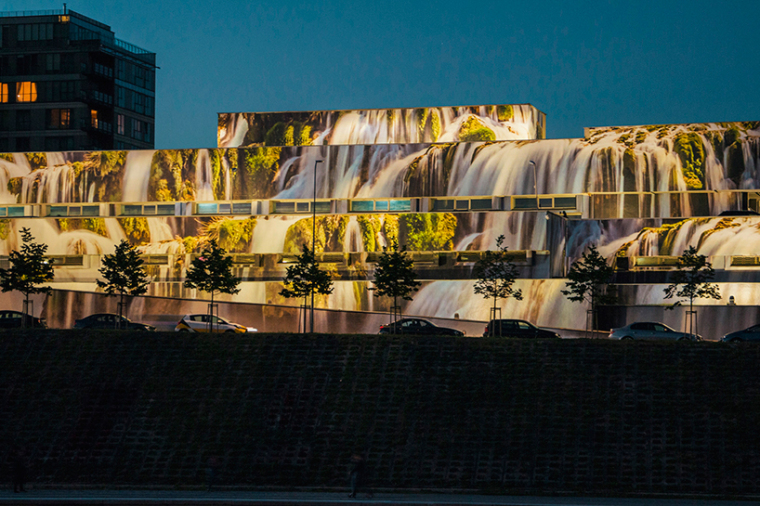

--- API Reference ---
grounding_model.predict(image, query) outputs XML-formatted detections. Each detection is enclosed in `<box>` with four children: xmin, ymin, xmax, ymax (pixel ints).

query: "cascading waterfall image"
<box><xmin>1</xmin><ymin>109</ymin><xmax>759</xmax><ymax>332</ymax></box>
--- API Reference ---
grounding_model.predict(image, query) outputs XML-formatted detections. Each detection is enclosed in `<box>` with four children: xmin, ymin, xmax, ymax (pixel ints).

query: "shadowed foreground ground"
<box><xmin>1</xmin><ymin>331</ymin><xmax>759</xmax><ymax>495</ymax></box>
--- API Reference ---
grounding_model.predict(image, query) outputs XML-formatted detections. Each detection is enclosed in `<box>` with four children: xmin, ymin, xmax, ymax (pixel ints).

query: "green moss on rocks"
<box><xmin>0</xmin><ymin>154</ymin><xmax>13</xmax><ymax>162</ymax></box>
<box><xmin>497</xmin><ymin>105</ymin><xmax>514</xmax><ymax>121</ymax></box>
<box><xmin>724</xmin><ymin>127</ymin><xmax>741</xmax><ymax>146</ymax></box>
<box><xmin>673</xmin><ymin>132</ymin><xmax>706</xmax><ymax>190</ymax></box>
<box><xmin>458</xmin><ymin>117</ymin><xmax>496</xmax><ymax>142</ymax></box>
<box><xmin>430</xmin><ymin>111</ymin><xmax>441</xmax><ymax>142</ymax></box>
<box><xmin>150</xmin><ymin>150</ymin><xmax>186</xmax><ymax>202</ymax></box>
<box><xmin>415</xmin><ymin>108</ymin><xmax>429</xmax><ymax>140</ymax></box>
<box><xmin>25</xmin><ymin>152</ymin><xmax>47</xmax><ymax>169</ymax></box>
<box><xmin>7</xmin><ymin>177</ymin><xmax>22</xmax><ymax>197</ymax></box>
<box><xmin>283</xmin><ymin>215</ymin><xmax>350</xmax><ymax>254</ymax></box>
<box><xmin>202</xmin><ymin>217</ymin><xmax>257</xmax><ymax>252</ymax></box>
<box><xmin>58</xmin><ymin>218</ymin><xmax>108</xmax><ymax>237</ymax></box>
<box><xmin>635</xmin><ymin>131</ymin><xmax>648</xmax><ymax>144</ymax></box>
<box><xmin>226</xmin><ymin>149</ymin><xmax>238</xmax><ymax>171</ymax></box>
<box><xmin>399</xmin><ymin>213</ymin><xmax>457</xmax><ymax>251</ymax></box>
<box><xmin>238</xmin><ymin>147</ymin><xmax>281</xmax><ymax>199</ymax></box>
<box><xmin>356</xmin><ymin>215</ymin><xmax>383</xmax><ymax>252</ymax></box>
<box><xmin>265</xmin><ymin>122</ymin><xmax>294</xmax><ymax>146</ymax></box>
<box><xmin>383</xmin><ymin>215</ymin><xmax>399</xmax><ymax>246</ymax></box>
<box><xmin>0</xmin><ymin>219</ymin><xmax>9</xmax><ymax>240</ymax></box>
<box><xmin>118</xmin><ymin>217</ymin><xmax>150</xmax><ymax>245</ymax></box>
<box><xmin>293</xmin><ymin>122</ymin><xmax>312</xmax><ymax>146</ymax></box>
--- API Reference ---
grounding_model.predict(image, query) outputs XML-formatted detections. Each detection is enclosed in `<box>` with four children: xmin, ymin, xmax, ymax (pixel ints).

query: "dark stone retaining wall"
<box><xmin>1</xmin><ymin>331</ymin><xmax>759</xmax><ymax>494</ymax></box>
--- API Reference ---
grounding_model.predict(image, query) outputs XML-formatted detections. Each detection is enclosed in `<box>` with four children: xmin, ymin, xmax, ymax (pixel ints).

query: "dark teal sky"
<box><xmin>8</xmin><ymin>0</ymin><xmax>760</xmax><ymax>149</ymax></box>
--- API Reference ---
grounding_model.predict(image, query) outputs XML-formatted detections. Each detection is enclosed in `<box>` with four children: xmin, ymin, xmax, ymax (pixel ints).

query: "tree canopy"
<box><xmin>473</xmin><ymin>235</ymin><xmax>523</xmax><ymax>330</ymax></box>
<box><xmin>0</xmin><ymin>227</ymin><xmax>55</xmax><ymax>321</ymax></box>
<box><xmin>371</xmin><ymin>241</ymin><xmax>420</xmax><ymax>324</ymax></box>
<box><xmin>96</xmin><ymin>239</ymin><xmax>150</xmax><ymax>324</ymax></box>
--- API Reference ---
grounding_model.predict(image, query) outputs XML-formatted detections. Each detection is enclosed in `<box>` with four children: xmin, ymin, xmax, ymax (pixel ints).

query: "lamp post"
<box><xmin>529</xmin><ymin>160</ymin><xmax>537</xmax><ymax>209</ymax></box>
<box><xmin>311</xmin><ymin>159</ymin><xmax>323</xmax><ymax>333</ymax></box>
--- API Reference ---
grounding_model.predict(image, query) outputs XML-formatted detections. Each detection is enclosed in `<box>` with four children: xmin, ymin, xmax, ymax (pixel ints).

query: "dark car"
<box><xmin>609</xmin><ymin>322</ymin><xmax>700</xmax><ymax>341</ymax></box>
<box><xmin>0</xmin><ymin>310</ymin><xmax>47</xmax><ymax>329</ymax></box>
<box><xmin>483</xmin><ymin>319</ymin><xmax>560</xmax><ymax>338</ymax></box>
<box><xmin>379</xmin><ymin>318</ymin><xmax>464</xmax><ymax>336</ymax></box>
<box><xmin>74</xmin><ymin>313</ymin><xmax>156</xmax><ymax>331</ymax></box>
<box><xmin>722</xmin><ymin>324</ymin><xmax>760</xmax><ymax>342</ymax></box>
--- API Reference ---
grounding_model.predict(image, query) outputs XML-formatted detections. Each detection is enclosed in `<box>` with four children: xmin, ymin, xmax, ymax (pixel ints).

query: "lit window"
<box><xmin>90</xmin><ymin>110</ymin><xmax>98</xmax><ymax>128</ymax></box>
<box><xmin>16</xmin><ymin>82</ymin><xmax>37</xmax><ymax>102</ymax></box>
<box><xmin>0</xmin><ymin>83</ymin><xmax>7</xmax><ymax>103</ymax></box>
<box><xmin>117</xmin><ymin>114</ymin><xmax>125</xmax><ymax>135</ymax></box>
<box><xmin>49</xmin><ymin>109</ymin><xmax>71</xmax><ymax>129</ymax></box>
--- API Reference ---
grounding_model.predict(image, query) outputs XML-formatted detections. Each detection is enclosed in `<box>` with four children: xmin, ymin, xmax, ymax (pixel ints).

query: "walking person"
<box><xmin>348</xmin><ymin>453</ymin><xmax>366</xmax><ymax>498</ymax></box>
<box><xmin>205</xmin><ymin>455</ymin><xmax>220</xmax><ymax>492</ymax></box>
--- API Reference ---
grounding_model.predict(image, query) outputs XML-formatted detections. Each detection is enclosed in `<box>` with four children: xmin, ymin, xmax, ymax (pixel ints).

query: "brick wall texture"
<box><xmin>1</xmin><ymin>331</ymin><xmax>759</xmax><ymax>494</ymax></box>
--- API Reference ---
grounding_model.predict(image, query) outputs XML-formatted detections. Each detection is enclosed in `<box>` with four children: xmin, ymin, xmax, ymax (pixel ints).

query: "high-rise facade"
<box><xmin>0</xmin><ymin>8</ymin><xmax>156</xmax><ymax>152</ymax></box>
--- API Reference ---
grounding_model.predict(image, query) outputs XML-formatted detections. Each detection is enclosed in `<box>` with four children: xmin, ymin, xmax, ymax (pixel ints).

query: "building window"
<box><xmin>16</xmin><ymin>54</ymin><xmax>39</xmax><ymax>74</ymax></box>
<box><xmin>0</xmin><ymin>111</ymin><xmax>9</xmax><ymax>131</ymax></box>
<box><xmin>16</xmin><ymin>82</ymin><xmax>37</xmax><ymax>102</ymax></box>
<box><xmin>0</xmin><ymin>83</ymin><xmax>7</xmax><ymax>103</ymax></box>
<box><xmin>45</xmin><ymin>136</ymin><xmax>75</xmax><ymax>151</ymax></box>
<box><xmin>46</xmin><ymin>54</ymin><xmax>61</xmax><ymax>72</ymax></box>
<box><xmin>117</xmin><ymin>114</ymin><xmax>125</xmax><ymax>135</ymax></box>
<box><xmin>48</xmin><ymin>109</ymin><xmax>71</xmax><ymax>129</ymax></box>
<box><xmin>133</xmin><ymin>92</ymin><xmax>145</xmax><ymax>114</ymax></box>
<box><xmin>91</xmin><ymin>110</ymin><xmax>98</xmax><ymax>129</ymax></box>
<box><xmin>17</xmin><ymin>24</ymin><xmax>54</xmax><ymax>42</ymax></box>
<box><xmin>117</xmin><ymin>87</ymin><xmax>125</xmax><ymax>107</ymax></box>
<box><xmin>16</xmin><ymin>138</ymin><xmax>30</xmax><ymax>151</ymax></box>
<box><xmin>132</xmin><ymin>119</ymin><xmax>142</xmax><ymax>140</ymax></box>
<box><xmin>16</xmin><ymin>110</ymin><xmax>31</xmax><ymax>130</ymax></box>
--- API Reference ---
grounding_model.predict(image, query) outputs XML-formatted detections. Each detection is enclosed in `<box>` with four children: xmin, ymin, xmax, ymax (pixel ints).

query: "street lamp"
<box><xmin>311</xmin><ymin>159</ymin><xmax>323</xmax><ymax>333</ymax></box>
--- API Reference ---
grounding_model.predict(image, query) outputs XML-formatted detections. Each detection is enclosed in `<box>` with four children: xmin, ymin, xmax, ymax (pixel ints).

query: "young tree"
<box><xmin>279</xmin><ymin>244</ymin><xmax>334</xmax><ymax>333</ymax></box>
<box><xmin>183</xmin><ymin>239</ymin><xmax>241</xmax><ymax>332</ymax></box>
<box><xmin>96</xmin><ymin>239</ymin><xmax>151</xmax><ymax>328</ymax></box>
<box><xmin>473</xmin><ymin>235</ymin><xmax>523</xmax><ymax>335</ymax></box>
<box><xmin>561</xmin><ymin>245</ymin><xmax>617</xmax><ymax>334</ymax></box>
<box><xmin>664</xmin><ymin>245</ymin><xmax>721</xmax><ymax>336</ymax></box>
<box><xmin>0</xmin><ymin>227</ymin><xmax>55</xmax><ymax>327</ymax></box>
<box><xmin>370</xmin><ymin>241</ymin><xmax>421</xmax><ymax>327</ymax></box>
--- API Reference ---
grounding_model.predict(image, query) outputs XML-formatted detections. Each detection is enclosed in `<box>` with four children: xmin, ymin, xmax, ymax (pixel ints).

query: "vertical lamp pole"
<box><xmin>311</xmin><ymin>159</ymin><xmax>323</xmax><ymax>334</ymax></box>
<box><xmin>529</xmin><ymin>160</ymin><xmax>537</xmax><ymax>209</ymax></box>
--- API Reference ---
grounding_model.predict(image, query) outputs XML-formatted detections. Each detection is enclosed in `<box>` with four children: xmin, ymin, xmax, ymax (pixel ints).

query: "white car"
<box><xmin>175</xmin><ymin>314</ymin><xmax>256</xmax><ymax>333</ymax></box>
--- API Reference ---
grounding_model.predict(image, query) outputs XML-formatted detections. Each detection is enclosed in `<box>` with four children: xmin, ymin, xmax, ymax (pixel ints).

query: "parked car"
<box><xmin>722</xmin><ymin>324</ymin><xmax>760</xmax><ymax>342</ymax></box>
<box><xmin>0</xmin><ymin>310</ymin><xmax>47</xmax><ymax>329</ymax></box>
<box><xmin>73</xmin><ymin>313</ymin><xmax>156</xmax><ymax>331</ymax></box>
<box><xmin>175</xmin><ymin>314</ymin><xmax>255</xmax><ymax>333</ymax></box>
<box><xmin>483</xmin><ymin>319</ymin><xmax>560</xmax><ymax>338</ymax></box>
<box><xmin>379</xmin><ymin>318</ymin><xmax>464</xmax><ymax>336</ymax></box>
<box><xmin>609</xmin><ymin>322</ymin><xmax>700</xmax><ymax>341</ymax></box>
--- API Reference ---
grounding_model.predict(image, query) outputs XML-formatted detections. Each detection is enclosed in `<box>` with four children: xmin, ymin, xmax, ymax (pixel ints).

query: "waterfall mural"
<box><xmin>1</xmin><ymin>114</ymin><xmax>760</xmax><ymax>333</ymax></box>
<box><xmin>217</xmin><ymin>104</ymin><xmax>547</xmax><ymax>147</ymax></box>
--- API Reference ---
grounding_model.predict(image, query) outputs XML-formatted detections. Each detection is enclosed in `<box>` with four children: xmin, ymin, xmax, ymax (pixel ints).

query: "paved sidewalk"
<box><xmin>0</xmin><ymin>490</ymin><xmax>759</xmax><ymax>505</ymax></box>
